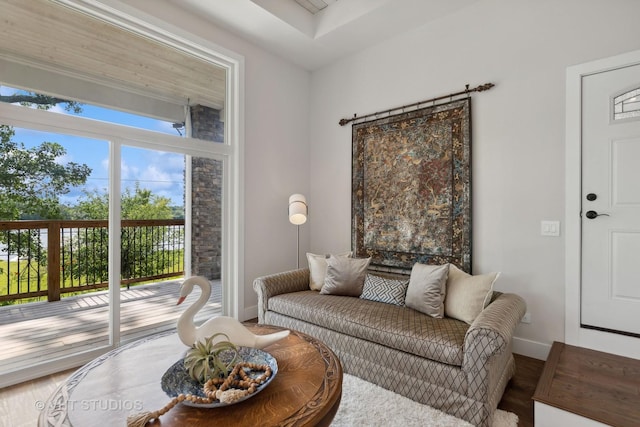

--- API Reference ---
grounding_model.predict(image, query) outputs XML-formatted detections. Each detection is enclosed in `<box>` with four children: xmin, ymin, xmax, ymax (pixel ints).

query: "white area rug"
<box><xmin>331</xmin><ymin>374</ymin><xmax>518</xmax><ymax>427</ymax></box>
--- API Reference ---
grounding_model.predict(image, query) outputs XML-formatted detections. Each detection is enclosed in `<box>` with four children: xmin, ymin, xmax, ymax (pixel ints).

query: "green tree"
<box><xmin>1</xmin><ymin>90</ymin><xmax>89</xmax><ymax>220</ymax></box>
<box><xmin>63</xmin><ymin>185</ymin><xmax>181</xmax><ymax>285</ymax></box>
<box><xmin>72</xmin><ymin>184</ymin><xmax>172</xmax><ymax>220</ymax></box>
<box><xmin>0</xmin><ymin>125</ymin><xmax>91</xmax><ymax>220</ymax></box>
<box><xmin>1</xmin><ymin>93</ymin><xmax>91</xmax><ymax>276</ymax></box>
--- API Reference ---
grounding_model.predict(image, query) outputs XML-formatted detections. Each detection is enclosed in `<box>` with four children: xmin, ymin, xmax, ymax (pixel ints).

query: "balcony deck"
<box><xmin>0</xmin><ymin>279</ymin><xmax>222</xmax><ymax>376</ymax></box>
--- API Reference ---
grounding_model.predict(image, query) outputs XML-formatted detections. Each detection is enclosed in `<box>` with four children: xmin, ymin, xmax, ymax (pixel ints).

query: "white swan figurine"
<box><xmin>176</xmin><ymin>276</ymin><xmax>289</xmax><ymax>348</ymax></box>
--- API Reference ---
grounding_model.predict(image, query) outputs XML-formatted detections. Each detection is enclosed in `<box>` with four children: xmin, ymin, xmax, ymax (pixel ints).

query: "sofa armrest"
<box><xmin>461</xmin><ymin>293</ymin><xmax>526</xmax><ymax>400</ymax></box>
<box><xmin>253</xmin><ymin>268</ymin><xmax>310</xmax><ymax>323</ymax></box>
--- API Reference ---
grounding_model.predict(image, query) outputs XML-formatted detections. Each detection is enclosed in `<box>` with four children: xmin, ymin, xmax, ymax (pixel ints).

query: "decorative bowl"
<box><xmin>161</xmin><ymin>346</ymin><xmax>278</xmax><ymax>408</ymax></box>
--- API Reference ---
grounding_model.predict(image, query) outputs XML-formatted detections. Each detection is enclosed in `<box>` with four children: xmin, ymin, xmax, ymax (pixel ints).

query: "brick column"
<box><xmin>189</xmin><ymin>105</ymin><xmax>224</xmax><ymax>279</ymax></box>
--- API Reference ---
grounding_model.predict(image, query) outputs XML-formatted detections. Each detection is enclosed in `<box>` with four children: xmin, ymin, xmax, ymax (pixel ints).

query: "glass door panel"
<box><xmin>0</xmin><ymin>126</ymin><xmax>110</xmax><ymax>376</ymax></box>
<box><xmin>118</xmin><ymin>146</ymin><xmax>223</xmax><ymax>342</ymax></box>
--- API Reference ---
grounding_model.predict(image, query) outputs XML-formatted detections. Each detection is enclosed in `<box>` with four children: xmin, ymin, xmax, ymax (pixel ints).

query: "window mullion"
<box><xmin>108</xmin><ymin>139</ymin><xmax>122</xmax><ymax>346</ymax></box>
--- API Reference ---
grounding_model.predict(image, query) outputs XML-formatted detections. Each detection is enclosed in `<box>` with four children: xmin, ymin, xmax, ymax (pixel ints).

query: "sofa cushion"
<box><xmin>268</xmin><ymin>290</ymin><xmax>469</xmax><ymax>366</ymax></box>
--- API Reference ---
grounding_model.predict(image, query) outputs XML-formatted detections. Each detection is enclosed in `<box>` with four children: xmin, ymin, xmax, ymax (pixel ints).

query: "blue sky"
<box><xmin>1</xmin><ymin>86</ymin><xmax>186</xmax><ymax>208</ymax></box>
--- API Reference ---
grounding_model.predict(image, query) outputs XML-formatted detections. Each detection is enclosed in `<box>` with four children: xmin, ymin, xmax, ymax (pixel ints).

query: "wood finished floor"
<box><xmin>1</xmin><ymin>352</ymin><xmax>544</xmax><ymax>427</ymax></box>
<box><xmin>499</xmin><ymin>354</ymin><xmax>545</xmax><ymax>427</ymax></box>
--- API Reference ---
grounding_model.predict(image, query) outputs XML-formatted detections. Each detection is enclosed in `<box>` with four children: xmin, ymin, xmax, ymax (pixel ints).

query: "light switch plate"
<box><xmin>541</xmin><ymin>220</ymin><xmax>560</xmax><ymax>237</ymax></box>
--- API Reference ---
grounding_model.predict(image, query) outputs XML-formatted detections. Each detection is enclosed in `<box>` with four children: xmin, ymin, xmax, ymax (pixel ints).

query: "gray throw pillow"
<box><xmin>320</xmin><ymin>255</ymin><xmax>371</xmax><ymax>297</ymax></box>
<box><xmin>405</xmin><ymin>263</ymin><xmax>449</xmax><ymax>318</ymax></box>
<box><xmin>360</xmin><ymin>274</ymin><xmax>410</xmax><ymax>306</ymax></box>
<box><xmin>307</xmin><ymin>251</ymin><xmax>352</xmax><ymax>291</ymax></box>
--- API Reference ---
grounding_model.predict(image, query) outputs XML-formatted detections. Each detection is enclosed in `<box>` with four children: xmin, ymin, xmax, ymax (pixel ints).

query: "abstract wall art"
<box><xmin>351</xmin><ymin>98</ymin><xmax>472</xmax><ymax>273</ymax></box>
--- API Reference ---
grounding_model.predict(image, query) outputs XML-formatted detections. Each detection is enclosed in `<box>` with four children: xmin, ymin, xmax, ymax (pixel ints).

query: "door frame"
<box><xmin>55</xmin><ymin>0</ymin><xmax>246</xmax><ymax>320</ymax></box>
<box><xmin>566</xmin><ymin>48</ymin><xmax>640</xmax><ymax>359</ymax></box>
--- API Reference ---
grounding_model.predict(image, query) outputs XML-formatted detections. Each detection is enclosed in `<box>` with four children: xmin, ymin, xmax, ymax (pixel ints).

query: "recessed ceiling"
<box><xmin>294</xmin><ymin>0</ymin><xmax>337</xmax><ymax>15</ymax></box>
<box><xmin>167</xmin><ymin>0</ymin><xmax>480</xmax><ymax>71</ymax></box>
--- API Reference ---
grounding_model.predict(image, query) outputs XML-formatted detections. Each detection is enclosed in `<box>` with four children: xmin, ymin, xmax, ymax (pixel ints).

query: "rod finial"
<box><xmin>339</xmin><ymin>114</ymin><xmax>357</xmax><ymax>126</ymax></box>
<box><xmin>477</xmin><ymin>83</ymin><xmax>495</xmax><ymax>92</ymax></box>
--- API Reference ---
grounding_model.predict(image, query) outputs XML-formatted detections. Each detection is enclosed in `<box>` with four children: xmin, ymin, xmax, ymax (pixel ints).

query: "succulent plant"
<box><xmin>183</xmin><ymin>333</ymin><xmax>241</xmax><ymax>383</ymax></box>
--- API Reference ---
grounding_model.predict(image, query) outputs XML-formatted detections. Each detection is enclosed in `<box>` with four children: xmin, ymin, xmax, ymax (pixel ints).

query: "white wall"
<box><xmin>113</xmin><ymin>0</ymin><xmax>311</xmax><ymax>319</ymax></box>
<box><xmin>309</xmin><ymin>0</ymin><xmax>640</xmax><ymax>359</ymax></box>
<box><xmin>107</xmin><ymin>0</ymin><xmax>640</xmax><ymax>351</ymax></box>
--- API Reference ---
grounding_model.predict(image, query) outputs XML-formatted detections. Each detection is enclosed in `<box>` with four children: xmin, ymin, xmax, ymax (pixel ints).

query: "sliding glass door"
<box><xmin>0</xmin><ymin>0</ymin><xmax>240</xmax><ymax>387</ymax></box>
<box><xmin>0</xmin><ymin>103</ymin><xmax>235</xmax><ymax>387</ymax></box>
<box><xmin>0</xmin><ymin>126</ymin><xmax>111</xmax><ymax>377</ymax></box>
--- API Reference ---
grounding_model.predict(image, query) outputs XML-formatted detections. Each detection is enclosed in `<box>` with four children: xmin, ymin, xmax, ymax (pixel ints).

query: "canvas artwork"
<box><xmin>351</xmin><ymin>98</ymin><xmax>472</xmax><ymax>272</ymax></box>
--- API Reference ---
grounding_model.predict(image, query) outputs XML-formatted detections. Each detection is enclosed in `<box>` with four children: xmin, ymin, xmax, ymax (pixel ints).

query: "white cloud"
<box><xmin>55</xmin><ymin>153</ymin><xmax>72</xmax><ymax>165</ymax></box>
<box><xmin>139</xmin><ymin>165</ymin><xmax>172</xmax><ymax>188</ymax></box>
<box><xmin>120</xmin><ymin>158</ymin><xmax>141</xmax><ymax>181</ymax></box>
<box><xmin>120</xmin><ymin>152</ymin><xmax>184</xmax><ymax>202</ymax></box>
<box><xmin>48</xmin><ymin>104</ymin><xmax>71</xmax><ymax>115</ymax></box>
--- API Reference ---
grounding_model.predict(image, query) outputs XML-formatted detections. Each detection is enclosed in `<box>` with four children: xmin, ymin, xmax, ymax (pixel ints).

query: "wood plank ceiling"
<box><xmin>0</xmin><ymin>0</ymin><xmax>226</xmax><ymax>110</ymax></box>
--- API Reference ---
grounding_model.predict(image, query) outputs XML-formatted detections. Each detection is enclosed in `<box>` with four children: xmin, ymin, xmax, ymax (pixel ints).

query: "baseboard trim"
<box><xmin>513</xmin><ymin>337</ymin><xmax>551</xmax><ymax>361</ymax></box>
<box><xmin>243</xmin><ymin>305</ymin><xmax>258</xmax><ymax>322</ymax></box>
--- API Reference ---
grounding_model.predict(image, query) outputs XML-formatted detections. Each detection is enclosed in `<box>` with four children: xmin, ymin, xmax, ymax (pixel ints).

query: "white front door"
<box><xmin>581</xmin><ymin>63</ymin><xmax>640</xmax><ymax>336</ymax></box>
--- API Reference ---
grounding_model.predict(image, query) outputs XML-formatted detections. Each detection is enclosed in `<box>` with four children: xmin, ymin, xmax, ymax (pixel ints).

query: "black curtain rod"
<box><xmin>338</xmin><ymin>82</ymin><xmax>495</xmax><ymax>126</ymax></box>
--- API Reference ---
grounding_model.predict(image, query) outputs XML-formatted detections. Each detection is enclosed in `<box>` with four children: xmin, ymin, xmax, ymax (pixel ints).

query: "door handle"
<box><xmin>585</xmin><ymin>210</ymin><xmax>610</xmax><ymax>219</ymax></box>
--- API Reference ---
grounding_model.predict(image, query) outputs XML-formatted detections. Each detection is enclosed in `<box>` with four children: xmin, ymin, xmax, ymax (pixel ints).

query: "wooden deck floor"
<box><xmin>0</xmin><ymin>279</ymin><xmax>222</xmax><ymax>376</ymax></box>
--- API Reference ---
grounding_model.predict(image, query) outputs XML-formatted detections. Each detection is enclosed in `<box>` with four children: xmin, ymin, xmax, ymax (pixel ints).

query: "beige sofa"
<box><xmin>253</xmin><ymin>268</ymin><xmax>526</xmax><ymax>427</ymax></box>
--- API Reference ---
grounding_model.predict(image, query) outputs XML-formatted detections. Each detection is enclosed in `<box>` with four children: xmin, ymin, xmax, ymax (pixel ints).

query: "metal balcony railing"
<box><xmin>0</xmin><ymin>219</ymin><xmax>185</xmax><ymax>304</ymax></box>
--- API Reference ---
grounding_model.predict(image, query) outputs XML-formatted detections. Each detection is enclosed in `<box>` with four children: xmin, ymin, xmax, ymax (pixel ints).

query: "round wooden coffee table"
<box><xmin>38</xmin><ymin>325</ymin><xmax>342</xmax><ymax>426</ymax></box>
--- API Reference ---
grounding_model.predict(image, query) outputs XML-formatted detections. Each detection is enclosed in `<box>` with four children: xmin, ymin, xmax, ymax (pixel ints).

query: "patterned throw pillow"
<box><xmin>360</xmin><ymin>274</ymin><xmax>410</xmax><ymax>306</ymax></box>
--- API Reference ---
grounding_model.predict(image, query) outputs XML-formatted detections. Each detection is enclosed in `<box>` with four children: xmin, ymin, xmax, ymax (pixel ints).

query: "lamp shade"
<box><xmin>288</xmin><ymin>194</ymin><xmax>308</xmax><ymax>225</ymax></box>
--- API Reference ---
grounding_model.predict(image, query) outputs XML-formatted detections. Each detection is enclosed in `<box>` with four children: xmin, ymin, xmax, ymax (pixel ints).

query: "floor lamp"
<box><xmin>288</xmin><ymin>194</ymin><xmax>308</xmax><ymax>269</ymax></box>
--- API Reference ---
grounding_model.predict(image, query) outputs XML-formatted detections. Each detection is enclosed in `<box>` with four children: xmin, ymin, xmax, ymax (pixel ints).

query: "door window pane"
<box><xmin>614</xmin><ymin>88</ymin><xmax>640</xmax><ymax>120</ymax></box>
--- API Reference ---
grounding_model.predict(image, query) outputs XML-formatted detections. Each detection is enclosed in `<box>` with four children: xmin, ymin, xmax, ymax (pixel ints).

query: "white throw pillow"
<box><xmin>444</xmin><ymin>264</ymin><xmax>499</xmax><ymax>324</ymax></box>
<box><xmin>307</xmin><ymin>251</ymin><xmax>352</xmax><ymax>291</ymax></box>
<box><xmin>320</xmin><ymin>255</ymin><xmax>371</xmax><ymax>297</ymax></box>
<box><xmin>405</xmin><ymin>263</ymin><xmax>449</xmax><ymax>318</ymax></box>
